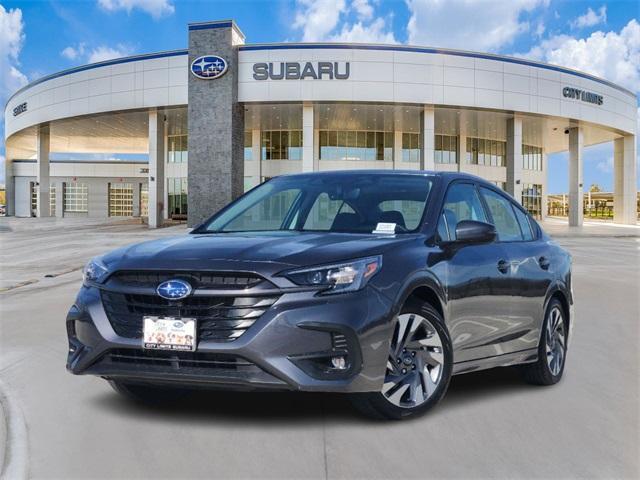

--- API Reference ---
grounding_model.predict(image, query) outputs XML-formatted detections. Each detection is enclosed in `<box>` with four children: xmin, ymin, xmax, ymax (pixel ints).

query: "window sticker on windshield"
<box><xmin>373</xmin><ymin>222</ymin><xmax>397</xmax><ymax>234</ymax></box>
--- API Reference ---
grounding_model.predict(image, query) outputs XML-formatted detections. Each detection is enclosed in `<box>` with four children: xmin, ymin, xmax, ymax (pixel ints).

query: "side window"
<box><xmin>438</xmin><ymin>183</ymin><xmax>487</xmax><ymax>241</ymax></box>
<box><xmin>512</xmin><ymin>206</ymin><xmax>534</xmax><ymax>241</ymax></box>
<box><xmin>479</xmin><ymin>187</ymin><xmax>523</xmax><ymax>242</ymax></box>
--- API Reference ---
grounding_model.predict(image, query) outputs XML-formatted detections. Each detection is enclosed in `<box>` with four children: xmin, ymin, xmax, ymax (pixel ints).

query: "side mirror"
<box><xmin>454</xmin><ymin>220</ymin><xmax>497</xmax><ymax>244</ymax></box>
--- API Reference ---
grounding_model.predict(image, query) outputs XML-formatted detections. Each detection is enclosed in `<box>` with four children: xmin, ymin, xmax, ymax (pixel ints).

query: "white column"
<box><xmin>506</xmin><ymin>115</ymin><xmax>523</xmax><ymax>203</ymax></box>
<box><xmin>568</xmin><ymin>127</ymin><xmax>584</xmax><ymax>227</ymax></box>
<box><xmin>614</xmin><ymin>135</ymin><xmax>637</xmax><ymax>225</ymax></box>
<box><xmin>5</xmin><ymin>159</ymin><xmax>15</xmax><ymax>216</ymax></box>
<box><xmin>251</xmin><ymin>129</ymin><xmax>261</xmax><ymax>183</ymax></box>
<box><xmin>393</xmin><ymin>131</ymin><xmax>403</xmax><ymax>169</ymax></box>
<box><xmin>302</xmin><ymin>102</ymin><xmax>314</xmax><ymax>172</ymax></box>
<box><xmin>541</xmin><ymin>152</ymin><xmax>549</xmax><ymax>220</ymax></box>
<box><xmin>148</xmin><ymin>109</ymin><xmax>165</xmax><ymax>228</ymax></box>
<box><xmin>36</xmin><ymin>124</ymin><xmax>51</xmax><ymax>218</ymax></box>
<box><xmin>421</xmin><ymin>105</ymin><xmax>435</xmax><ymax>170</ymax></box>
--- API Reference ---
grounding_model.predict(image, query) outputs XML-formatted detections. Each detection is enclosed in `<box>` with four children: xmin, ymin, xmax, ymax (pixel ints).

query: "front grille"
<box><xmin>109</xmin><ymin>271</ymin><xmax>264</xmax><ymax>289</ymax></box>
<box><xmin>101</xmin><ymin>291</ymin><xmax>279</xmax><ymax>341</ymax></box>
<box><xmin>104</xmin><ymin>348</ymin><xmax>256</xmax><ymax>371</ymax></box>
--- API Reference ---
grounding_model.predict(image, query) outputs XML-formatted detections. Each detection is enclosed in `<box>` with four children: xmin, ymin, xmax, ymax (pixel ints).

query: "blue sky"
<box><xmin>1</xmin><ymin>0</ymin><xmax>639</xmax><ymax>192</ymax></box>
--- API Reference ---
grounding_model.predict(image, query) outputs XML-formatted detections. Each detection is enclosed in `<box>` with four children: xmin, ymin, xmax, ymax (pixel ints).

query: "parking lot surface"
<box><xmin>0</xmin><ymin>218</ymin><xmax>638</xmax><ymax>479</ymax></box>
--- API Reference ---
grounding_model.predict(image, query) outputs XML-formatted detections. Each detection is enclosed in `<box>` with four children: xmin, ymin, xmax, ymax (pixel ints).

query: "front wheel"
<box><xmin>350</xmin><ymin>302</ymin><xmax>453</xmax><ymax>420</ymax></box>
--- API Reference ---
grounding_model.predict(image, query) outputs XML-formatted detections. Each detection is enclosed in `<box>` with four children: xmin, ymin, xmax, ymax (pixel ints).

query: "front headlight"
<box><xmin>83</xmin><ymin>257</ymin><xmax>109</xmax><ymax>285</ymax></box>
<box><xmin>284</xmin><ymin>256</ymin><xmax>382</xmax><ymax>295</ymax></box>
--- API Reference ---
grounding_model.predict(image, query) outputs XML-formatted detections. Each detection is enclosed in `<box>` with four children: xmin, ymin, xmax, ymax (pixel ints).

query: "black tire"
<box><xmin>108</xmin><ymin>380</ymin><xmax>187</xmax><ymax>404</ymax></box>
<box><xmin>350</xmin><ymin>301</ymin><xmax>453</xmax><ymax>420</ymax></box>
<box><xmin>520</xmin><ymin>298</ymin><xmax>568</xmax><ymax>386</ymax></box>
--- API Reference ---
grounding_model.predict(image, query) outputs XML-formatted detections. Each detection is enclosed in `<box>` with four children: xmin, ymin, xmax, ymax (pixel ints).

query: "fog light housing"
<box><xmin>331</xmin><ymin>356</ymin><xmax>347</xmax><ymax>370</ymax></box>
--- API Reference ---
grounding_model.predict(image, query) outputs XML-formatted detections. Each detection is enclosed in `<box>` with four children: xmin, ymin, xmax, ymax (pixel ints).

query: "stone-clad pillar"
<box><xmin>187</xmin><ymin>20</ymin><xmax>245</xmax><ymax>227</ymax></box>
<box><xmin>568</xmin><ymin>127</ymin><xmax>584</xmax><ymax>226</ymax></box>
<box><xmin>36</xmin><ymin>124</ymin><xmax>51</xmax><ymax>217</ymax></box>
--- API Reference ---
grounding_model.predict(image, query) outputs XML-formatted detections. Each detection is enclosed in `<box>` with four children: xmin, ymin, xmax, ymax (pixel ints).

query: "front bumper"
<box><xmin>66</xmin><ymin>284</ymin><xmax>395</xmax><ymax>393</ymax></box>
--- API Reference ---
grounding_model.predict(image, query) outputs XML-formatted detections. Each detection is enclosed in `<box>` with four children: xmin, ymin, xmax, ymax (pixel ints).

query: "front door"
<box><xmin>432</xmin><ymin>181</ymin><xmax>512</xmax><ymax>363</ymax></box>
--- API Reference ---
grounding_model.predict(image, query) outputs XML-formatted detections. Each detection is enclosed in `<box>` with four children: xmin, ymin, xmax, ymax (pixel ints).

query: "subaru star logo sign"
<box><xmin>156</xmin><ymin>279</ymin><xmax>192</xmax><ymax>300</ymax></box>
<box><xmin>190</xmin><ymin>55</ymin><xmax>228</xmax><ymax>80</ymax></box>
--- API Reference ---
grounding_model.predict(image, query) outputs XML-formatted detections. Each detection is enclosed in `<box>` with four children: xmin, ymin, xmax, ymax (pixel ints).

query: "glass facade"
<box><xmin>30</xmin><ymin>183</ymin><xmax>58</xmax><ymax>216</ymax></box>
<box><xmin>320</xmin><ymin>130</ymin><xmax>393</xmax><ymax>161</ymax></box>
<box><xmin>262</xmin><ymin>130</ymin><xmax>302</xmax><ymax>160</ymax></box>
<box><xmin>64</xmin><ymin>182</ymin><xmax>88</xmax><ymax>213</ymax></box>
<box><xmin>523</xmin><ymin>144</ymin><xmax>543</xmax><ymax>170</ymax></box>
<box><xmin>402</xmin><ymin>133</ymin><xmax>420</xmax><ymax>162</ymax></box>
<box><xmin>168</xmin><ymin>177</ymin><xmax>188</xmax><ymax>218</ymax></box>
<box><xmin>466</xmin><ymin>137</ymin><xmax>506</xmax><ymax>166</ymax></box>
<box><xmin>435</xmin><ymin>135</ymin><xmax>458</xmax><ymax>164</ymax></box>
<box><xmin>168</xmin><ymin>134</ymin><xmax>188</xmax><ymax>163</ymax></box>
<box><xmin>108</xmin><ymin>183</ymin><xmax>134</xmax><ymax>217</ymax></box>
<box><xmin>522</xmin><ymin>183</ymin><xmax>542</xmax><ymax>219</ymax></box>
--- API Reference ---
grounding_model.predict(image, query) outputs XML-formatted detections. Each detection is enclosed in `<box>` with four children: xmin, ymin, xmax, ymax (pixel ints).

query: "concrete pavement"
<box><xmin>0</xmin><ymin>219</ymin><xmax>638</xmax><ymax>479</ymax></box>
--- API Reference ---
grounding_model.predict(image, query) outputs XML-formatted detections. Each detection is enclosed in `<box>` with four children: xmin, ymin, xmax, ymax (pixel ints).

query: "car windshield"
<box><xmin>199</xmin><ymin>173</ymin><xmax>434</xmax><ymax>234</ymax></box>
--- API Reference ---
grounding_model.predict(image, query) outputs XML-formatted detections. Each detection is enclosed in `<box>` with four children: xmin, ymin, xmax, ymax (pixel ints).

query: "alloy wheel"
<box><xmin>382</xmin><ymin>313</ymin><xmax>445</xmax><ymax>408</ymax></box>
<box><xmin>545</xmin><ymin>306</ymin><xmax>566</xmax><ymax>376</ymax></box>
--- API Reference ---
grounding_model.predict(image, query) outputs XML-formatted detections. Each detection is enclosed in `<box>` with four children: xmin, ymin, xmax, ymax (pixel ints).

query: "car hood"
<box><xmin>102</xmin><ymin>231</ymin><xmax>417</xmax><ymax>276</ymax></box>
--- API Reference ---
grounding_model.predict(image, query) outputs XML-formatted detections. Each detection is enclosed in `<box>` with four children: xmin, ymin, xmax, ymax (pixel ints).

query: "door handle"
<box><xmin>538</xmin><ymin>256</ymin><xmax>550</xmax><ymax>270</ymax></box>
<box><xmin>497</xmin><ymin>259</ymin><xmax>510</xmax><ymax>274</ymax></box>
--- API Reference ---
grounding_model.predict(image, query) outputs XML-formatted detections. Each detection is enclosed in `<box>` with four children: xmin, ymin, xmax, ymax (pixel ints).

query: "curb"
<box><xmin>0</xmin><ymin>380</ymin><xmax>28</xmax><ymax>480</ymax></box>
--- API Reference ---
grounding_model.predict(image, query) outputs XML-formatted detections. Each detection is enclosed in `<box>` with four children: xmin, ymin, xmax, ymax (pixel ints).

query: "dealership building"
<box><xmin>3</xmin><ymin>19</ymin><xmax>637</xmax><ymax>227</ymax></box>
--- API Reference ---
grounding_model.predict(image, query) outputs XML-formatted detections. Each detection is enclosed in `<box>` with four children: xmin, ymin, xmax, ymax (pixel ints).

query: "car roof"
<box><xmin>276</xmin><ymin>169</ymin><xmax>491</xmax><ymax>185</ymax></box>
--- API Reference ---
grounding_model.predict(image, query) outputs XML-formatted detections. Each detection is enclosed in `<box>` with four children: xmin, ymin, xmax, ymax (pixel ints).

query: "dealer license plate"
<box><xmin>143</xmin><ymin>316</ymin><xmax>197</xmax><ymax>351</ymax></box>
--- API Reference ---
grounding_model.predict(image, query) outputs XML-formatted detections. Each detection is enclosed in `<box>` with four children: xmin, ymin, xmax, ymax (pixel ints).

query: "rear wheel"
<box><xmin>108</xmin><ymin>380</ymin><xmax>187</xmax><ymax>404</ymax></box>
<box><xmin>350</xmin><ymin>302</ymin><xmax>453</xmax><ymax>420</ymax></box>
<box><xmin>520</xmin><ymin>298</ymin><xmax>567</xmax><ymax>385</ymax></box>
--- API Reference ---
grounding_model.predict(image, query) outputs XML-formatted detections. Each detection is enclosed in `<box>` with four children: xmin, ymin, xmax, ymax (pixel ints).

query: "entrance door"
<box><xmin>109</xmin><ymin>183</ymin><xmax>134</xmax><ymax>217</ymax></box>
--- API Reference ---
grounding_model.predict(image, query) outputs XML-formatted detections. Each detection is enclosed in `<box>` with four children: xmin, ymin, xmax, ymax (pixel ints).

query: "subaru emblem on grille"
<box><xmin>156</xmin><ymin>279</ymin><xmax>192</xmax><ymax>300</ymax></box>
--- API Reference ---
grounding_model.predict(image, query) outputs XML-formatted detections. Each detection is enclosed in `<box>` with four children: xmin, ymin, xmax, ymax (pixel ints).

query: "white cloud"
<box><xmin>0</xmin><ymin>5</ymin><xmax>28</xmax><ymax>100</ymax></box>
<box><xmin>522</xmin><ymin>19</ymin><xmax>640</xmax><ymax>92</ymax></box>
<box><xmin>352</xmin><ymin>0</ymin><xmax>374</xmax><ymax>21</ymax></box>
<box><xmin>571</xmin><ymin>5</ymin><xmax>606</xmax><ymax>29</ymax></box>
<box><xmin>98</xmin><ymin>0</ymin><xmax>174</xmax><ymax>19</ymax></box>
<box><xmin>60</xmin><ymin>41</ymin><xmax>133</xmax><ymax>64</ymax></box>
<box><xmin>294</xmin><ymin>0</ymin><xmax>347</xmax><ymax>42</ymax></box>
<box><xmin>293</xmin><ymin>0</ymin><xmax>395</xmax><ymax>43</ymax></box>
<box><xmin>0</xmin><ymin>5</ymin><xmax>28</xmax><ymax>185</ymax></box>
<box><xmin>596</xmin><ymin>156</ymin><xmax>613</xmax><ymax>173</ymax></box>
<box><xmin>330</xmin><ymin>18</ymin><xmax>397</xmax><ymax>43</ymax></box>
<box><xmin>406</xmin><ymin>0</ymin><xmax>547</xmax><ymax>51</ymax></box>
<box><xmin>61</xmin><ymin>43</ymin><xmax>86</xmax><ymax>60</ymax></box>
<box><xmin>87</xmin><ymin>45</ymin><xmax>133</xmax><ymax>63</ymax></box>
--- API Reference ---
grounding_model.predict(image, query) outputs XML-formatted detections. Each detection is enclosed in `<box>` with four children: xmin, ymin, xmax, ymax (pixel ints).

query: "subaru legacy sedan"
<box><xmin>67</xmin><ymin>171</ymin><xmax>573</xmax><ymax>419</ymax></box>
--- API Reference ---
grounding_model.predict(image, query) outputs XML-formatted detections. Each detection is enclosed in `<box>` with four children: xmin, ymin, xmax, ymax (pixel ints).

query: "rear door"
<box><xmin>432</xmin><ymin>181</ymin><xmax>512</xmax><ymax>363</ymax></box>
<box><xmin>478</xmin><ymin>186</ymin><xmax>551</xmax><ymax>355</ymax></box>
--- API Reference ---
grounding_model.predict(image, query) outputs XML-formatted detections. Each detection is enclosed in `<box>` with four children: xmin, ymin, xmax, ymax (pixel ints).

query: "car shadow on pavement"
<box><xmin>91</xmin><ymin>366</ymin><xmax>532</xmax><ymax>424</ymax></box>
